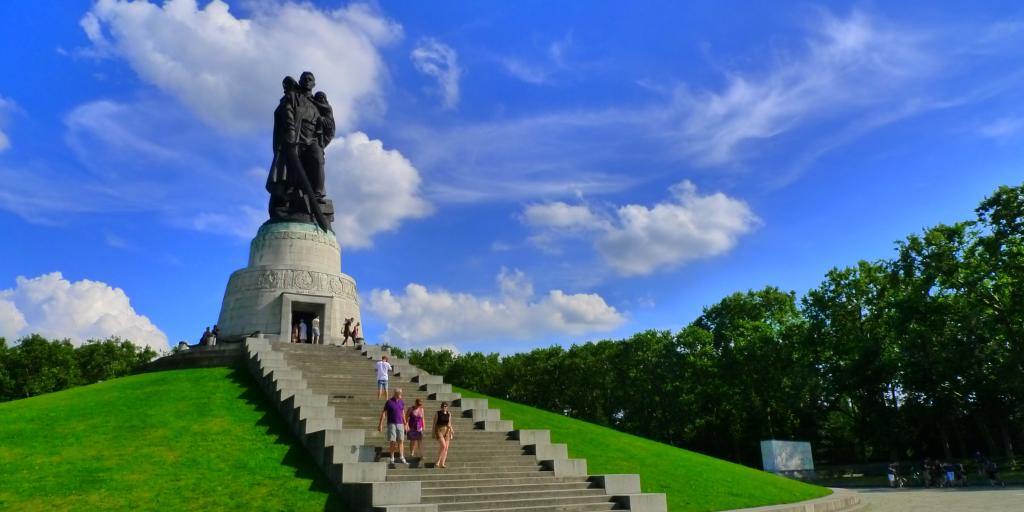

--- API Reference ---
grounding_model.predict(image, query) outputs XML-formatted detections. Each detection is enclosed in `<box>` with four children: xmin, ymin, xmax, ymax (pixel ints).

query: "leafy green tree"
<box><xmin>5</xmin><ymin>334</ymin><xmax>80</xmax><ymax>399</ymax></box>
<box><xmin>444</xmin><ymin>351</ymin><xmax>502</xmax><ymax>396</ymax></box>
<box><xmin>408</xmin><ymin>348</ymin><xmax>457</xmax><ymax>377</ymax></box>
<box><xmin>612</xmin><ymin>331</ymin><xmax>685</xmax><ymax>442</ymax></box>
<box><xmin>499</xmin><ymin>346</ymin><xmax>567</xmax><ymax>411</ymax></box>
<box><xmin>803</xmin><ymin>261</ymin><xmax>901</xmax><ymax>462</ymax></box>
<box><xmin>76</xmin><ymin>337</ymin><xmax>157</xmax><ymax>384</ymax></box>
<box><xmin>968</xmin><ymin>184</ymin><xmax>1024</xmax><ymax>459</ymax></box>
<box><xmin>560</xmin><ymin>339</ymin><xmax>622</xmax><ymax>428</ymax></box>
<box><xmin>0</xmin><ymin>338</ymin><xmax>12</xmax><ymax>400</ymax></box>
<box><xmin>687</xmin><ymin>287</ymin><xmax>815</xmax><ymax>463</ymax></box>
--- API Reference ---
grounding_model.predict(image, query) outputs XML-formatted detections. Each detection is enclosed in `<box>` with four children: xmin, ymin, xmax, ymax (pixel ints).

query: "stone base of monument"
<box><xmin>217</xmin><ymin>222</ymin><xmax>360</xmax><ymax>345</ymax></box>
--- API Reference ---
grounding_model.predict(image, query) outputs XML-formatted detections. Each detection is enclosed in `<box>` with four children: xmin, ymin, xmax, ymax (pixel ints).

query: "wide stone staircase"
<box><xmin>245</xmin><ymin>337</ymin><xmax>666</xmax><ymax>512</ymax></box>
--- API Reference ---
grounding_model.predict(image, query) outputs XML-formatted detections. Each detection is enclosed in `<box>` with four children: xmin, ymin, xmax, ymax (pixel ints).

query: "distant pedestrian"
<box><xmin>311</xmin><ymin>316</ymin><xmax>321</xmax><ymax>344</ymax></box>
<box><xmin>299</xmin><ymin>319</ymin><xmax>308</xmax><ymax>343</ymax></box>
<box><xmin>376</xmin><ymin>355</ymin><xmax>392</xmax><ymax>399</ymax></box>
<box><xmin>887</xmin><ymin>462</ymin><xmax>904</xmax><ymax>488</ymax></box>
<box><xmin>291</xmin><ymin>322</ymin><xmax>299</xmax><ymax>343</ymax></box>
<box><xmin>342</xmin><ymin>317</ymin><xmax>354</xmax><ymax>344</ymax></box>
<box><xmin>377</xmin><ymin>389</ymin><xmax>408</xmax><ymax>464</ymax></box>
<box><xmin>407</xmin><ymin>398</ymin><xmax>425</xmax><ymax>458</ymax></box>
<box><xmin>433</xmin><ymin>401</ymin><xmax>455</xmax><ymax>468</ymax></box>
<box><xmin>352</xmin><ymin>321</ymin><xmax>363</xmax><ymax>342</ymax></box>
<box><xmin>984</xmin><ymin>459</ymin><xmax>1004</xmax><ymax>486</ymax></box>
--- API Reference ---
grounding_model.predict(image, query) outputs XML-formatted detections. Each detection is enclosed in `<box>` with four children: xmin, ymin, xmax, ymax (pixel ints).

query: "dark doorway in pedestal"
<box><xmin>290</xmin><ymin>302</ymin><xmax>325</xmax><ymax>344</ymax></box>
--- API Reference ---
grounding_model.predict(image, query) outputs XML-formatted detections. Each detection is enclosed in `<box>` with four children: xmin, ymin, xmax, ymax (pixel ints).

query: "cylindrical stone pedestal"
<box><xmin>217</xmin><ymin>222</ymin><xmax>360</xmax><ymax>344</ymax></box>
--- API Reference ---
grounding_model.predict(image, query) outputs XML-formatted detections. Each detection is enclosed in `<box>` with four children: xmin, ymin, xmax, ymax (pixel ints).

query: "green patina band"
<box><xmin>251</xmin><ymin>222</ymin><xmax>339</xmax><ymax>250</ymax></box>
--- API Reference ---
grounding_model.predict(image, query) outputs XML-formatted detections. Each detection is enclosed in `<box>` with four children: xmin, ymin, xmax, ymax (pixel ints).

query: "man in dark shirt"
<box><xmin>377</xmin><ymin>388</ymin><xmax>409</xmax><ymax>464</ymax></box>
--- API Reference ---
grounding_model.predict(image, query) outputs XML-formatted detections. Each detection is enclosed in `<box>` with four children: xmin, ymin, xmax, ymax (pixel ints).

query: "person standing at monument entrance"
<box><xmin>342</xmin><ymin>317</ymin><xmax>354</xmax><ymax>344</ymax></box>
<box><xmin>377</xmin><ymin>389</ymin><xmax>408</xmax><ymax>464</ymax></box>
<box><xmin>311</xmin><ymin>316</ymin><xmax>321</xmax><ymax>344</ymax></box>
<box><xmin>376</xmin><ymin>355</ymin><xmax>392</xmax><ymax>399</ymax></box>
<box><xmin>352</xmin><ymin>321</ymin><xmax>363</xmax><ymax>342</ymax></box>
<box><xmin>298</xmin><ymin>319</ymin><xmax>308</xmax><ymax>343</ymax></box>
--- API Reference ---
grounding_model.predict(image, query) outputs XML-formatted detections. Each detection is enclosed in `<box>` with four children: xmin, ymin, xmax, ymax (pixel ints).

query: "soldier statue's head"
<box><xmin>299</xmin><ymin>71</ymin><xmax>316</xmax><ymax>93</ymax></box>
<box><xmin>282</xmin><ymin>75</ymin><xmax>298</xmax><ymax>94</ymax></box>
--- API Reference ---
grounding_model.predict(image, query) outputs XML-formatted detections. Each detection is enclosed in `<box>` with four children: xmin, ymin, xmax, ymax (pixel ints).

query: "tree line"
<box><xmin>408</xmin><ymin>183</ymin><xmax>1024</xmax><ymax>467</ymax></box>
<box><xmin>0</xmin><ymin>335</ymin><xmax>157</xmax><ymax>402</ymax></box>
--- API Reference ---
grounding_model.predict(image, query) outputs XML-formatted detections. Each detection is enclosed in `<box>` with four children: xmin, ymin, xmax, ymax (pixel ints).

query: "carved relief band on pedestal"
<box><xmin>229</xmin><ymin>268</ymin><xmax>358</xmax><ymax>302</ymax></box>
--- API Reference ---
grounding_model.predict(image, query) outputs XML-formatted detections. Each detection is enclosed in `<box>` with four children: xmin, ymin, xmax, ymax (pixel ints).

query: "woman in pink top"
<box><xmin>407</xmin><ymin>399</ymin><xmax>425</xmax><ymax>457</ymax></box>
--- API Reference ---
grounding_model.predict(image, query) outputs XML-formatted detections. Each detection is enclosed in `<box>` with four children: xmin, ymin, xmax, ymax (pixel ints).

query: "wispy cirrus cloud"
<box><xmin>978</xmin><ymin>116</ymin><xmax>1024</xmax><ymax>140</ymax></box>
<box><xmin>402</xmin><ymin>10</ymin><xmax>1024</xmax><ymax>204</ymax></box>
<box><xmin>501</xmin><ymin>32</ymin><xmax>576</xmax><ymax>86</ymax></box>
<box><xmin>411</xmin><ymin>38</ymin><xmax>461</xmax><ymax>109</ymax></box>
<box><xmin>671</xmin><ymin>10</ymin><xmax>934</xmax><ymax>166</ymax></box>
<box><xmin>0</xmin><ymin>95</ymin><xmax>15</xmax><ymax>153</ymax></box>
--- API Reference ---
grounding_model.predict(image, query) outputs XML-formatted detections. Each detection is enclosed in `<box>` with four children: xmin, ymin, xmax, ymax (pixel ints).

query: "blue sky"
<box><xmin>1</xmin><ymin>0</ymin><xmax>1022</xmax><ymax>353</ymax></box>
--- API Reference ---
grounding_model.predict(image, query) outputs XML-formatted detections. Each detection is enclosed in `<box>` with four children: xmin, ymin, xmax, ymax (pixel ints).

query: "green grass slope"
<box><xmin>456</xmin><ymin>388</ymin><xmax>830</xmax><ymax>512</ymax></box>
<box><xmin>0</xmin><ymin>367</ymin><xmax>339</xmax><ymax>512</ymax></box>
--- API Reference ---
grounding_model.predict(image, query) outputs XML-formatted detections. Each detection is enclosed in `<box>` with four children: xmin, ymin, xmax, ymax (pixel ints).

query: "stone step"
<box><xmin>420</xmin><ymin>481</ymin><xmax>593</xmax><ymax>496</ymax></box>
<box><xmin>363</xmin><ymin>436</ymin><xmax>523</xmax><ymax>445</ymax></box>
<box><xmin>387</xmin><ymin>457</ymin><xmax>541</xmax><ymax>468</ymax></box>
<box><xmin>423</xmin><ymin>493</ymin><xmax>616</xmax><ymax>511</ymax></box>
<box><xmin>376</xmin><ymin>455</ymin><xmax>542</xmax><ymax>464</ymax></box>
<box><xmin>447</xmin><ymin>503</ymin><xmax>620</xmax><ymax>512</ymax></box>
<box><xmin>371</xmin><ymin>450</ymin><xmax>530</xmax><ymax>459</ymax></box>
<box><xmin>257</xmin><ymin>344</ymin><xmax>660</xmax><ymax>512</ymax></box>
<box><xmin>387</xmin><ymin>470</ymin><xmax>553</xmax><ymax>482</ymax></box>
<box><xmin>387</xmin><ymin>465</ymin><xmax>546</xmax><ymax>476</ymax></box>
<box><xmin>338</xmin><ymin>421</ymin><xmax>483</xmax><ymax>431</ymax></box>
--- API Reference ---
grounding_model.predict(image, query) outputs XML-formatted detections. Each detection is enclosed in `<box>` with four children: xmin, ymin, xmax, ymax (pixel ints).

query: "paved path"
<box><xmin>854</xmin><ymin>486</ymin><xmax>1024</xmax><ymax>511</ymax></box>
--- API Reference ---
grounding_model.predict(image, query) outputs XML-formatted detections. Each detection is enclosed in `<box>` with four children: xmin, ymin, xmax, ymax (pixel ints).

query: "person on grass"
<box><xmin>433</xmin><ymin>401</ymin><xmax>455</xmax><ymax>468</ymax></box>
<box><xmin>377</xmin><ymin>389</ymin><xmax>408</xmax><ymax>464</ymax></box>
<box><xmin>407</xmin><ymin>398</ymin><xmax>425</xmax><ymax>458</ymax></box>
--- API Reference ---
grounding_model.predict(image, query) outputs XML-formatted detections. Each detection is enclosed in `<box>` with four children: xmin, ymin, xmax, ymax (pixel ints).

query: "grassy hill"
<box><xmin>0</xmin><ymin>367</ymin><xmax>337</xmax><ymax>511</ymax></box>
<box><xmin>0</xmin><ymin>367</ymin><xmax>828</xmax><ymax>511</ymax></box>
<box><xmin>456</xmin><ymin>388</ymin><xmax>829</xmax><ymax>511</ymax></box>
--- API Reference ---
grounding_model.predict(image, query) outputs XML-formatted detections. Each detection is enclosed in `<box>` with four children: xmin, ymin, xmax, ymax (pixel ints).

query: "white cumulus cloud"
<box><xmin>522</xmin><ymin>202</ymin><xmax>605</xmax><ymax>230</ymax></box>
<box><xmin>523</xmin><ymin>181</ymin><xmax>758</xmax><ymax>276</ymax></box>
<box><xmin>0</xmin><ymin>272</ymin><xmax>168</xmax><ymax>350</ymax></box>
<box><xmin>367</xmin><ymin>268</ymin><xmax>624</xmax><ymax>346</ymax></box>
<box><xmin>325</xmin><ymin>132</ymin><xmax>433</xmax><ymax>248</ymax></box>
<box><xmin>411</xmin><ymin>38</ymin><xmax>461</xmax><ymax>109</ymax></box>
<box><xmin>81</xmin><ymin>0</ymin><xmax>401</xmax><ymax>133</ymax></box>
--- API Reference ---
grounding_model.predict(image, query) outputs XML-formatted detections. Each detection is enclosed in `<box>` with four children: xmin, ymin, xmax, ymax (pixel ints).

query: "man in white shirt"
<box><xmin>376</xmin><ymin>355</ymin><xmax>393</xmax><ymax>399</ymax></box>
<box><xmin>311</xmin><ymin>316</ymin><xmax>321</xmax><ymax>344</ymax></box>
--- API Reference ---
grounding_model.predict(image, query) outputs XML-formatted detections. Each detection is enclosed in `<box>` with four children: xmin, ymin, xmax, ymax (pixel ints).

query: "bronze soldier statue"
<box><xmin>267</xmin><ymin>71</ymin><xmax>336</xmax><ymax>232</ymax></box>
